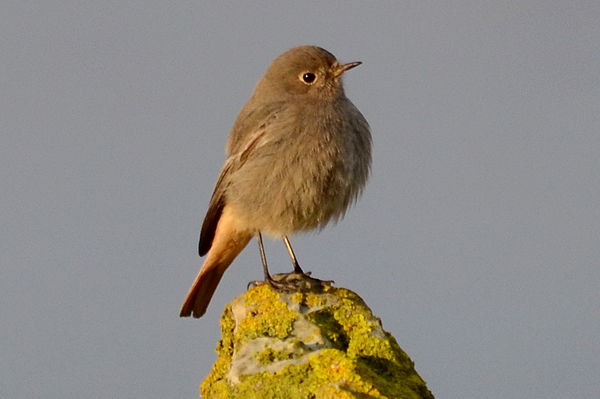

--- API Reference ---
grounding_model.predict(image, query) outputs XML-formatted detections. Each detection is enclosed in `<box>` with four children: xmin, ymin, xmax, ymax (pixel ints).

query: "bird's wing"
<box><xmin>198</xmin><ymin>102</ymin><xmax>286</xmax><ymax>256</ymax></box>
<box><xmin>226</xmin><ymin>99</ymin><xmax>285</xmax><ymax>155</ymax></box>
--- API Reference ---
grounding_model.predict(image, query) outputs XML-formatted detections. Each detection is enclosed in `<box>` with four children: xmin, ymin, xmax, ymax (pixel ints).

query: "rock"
<box><xmin>201</xmin><ymin>278</ymin><xmax>434</xmax><ymax>399</ymax></box>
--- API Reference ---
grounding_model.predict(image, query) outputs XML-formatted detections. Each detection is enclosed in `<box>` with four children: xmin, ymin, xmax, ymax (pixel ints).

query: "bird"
<box><xmin>180</xmin><ymin>45</ymin><xmax>371</xmax><ymax>318</ymax></box>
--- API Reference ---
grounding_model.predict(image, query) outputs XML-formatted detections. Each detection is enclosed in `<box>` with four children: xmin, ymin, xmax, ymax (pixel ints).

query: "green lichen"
<box><xmin>306</xmin><ymin>309</ymin><xmax>349</xmax><ymax>351</ymax></box>
<box><xmin>255</xmin><ymin>340</ymin><xmax>305</xmax><ymax>365</ymax></box>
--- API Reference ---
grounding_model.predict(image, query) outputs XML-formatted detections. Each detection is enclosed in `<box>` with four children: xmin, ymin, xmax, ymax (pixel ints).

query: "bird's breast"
<box><xmin>226</xmin><ymin>101</ymin><xmax>370</xmax><ymax>236</ymax></box>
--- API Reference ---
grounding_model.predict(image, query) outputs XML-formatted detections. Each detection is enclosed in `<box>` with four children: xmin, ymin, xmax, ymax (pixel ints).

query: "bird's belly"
<box><xmin>227</xmin><ymin>153</ymin><xmax>357</xmax><ymax>237</ymax></box>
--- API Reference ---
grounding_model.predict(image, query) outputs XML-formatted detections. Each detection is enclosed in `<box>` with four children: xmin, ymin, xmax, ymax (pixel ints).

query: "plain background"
<box><xmin>2</xmin><ymin>2</ymin><xmax>599</xmax><ymax>398</ymax></box>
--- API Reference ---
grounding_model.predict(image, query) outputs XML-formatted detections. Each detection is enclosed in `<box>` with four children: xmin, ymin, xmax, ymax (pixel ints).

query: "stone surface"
<box><xmin>201</xmin><ymin>277</ymin><xmax>434</xmax><ymax>399</ymax></box>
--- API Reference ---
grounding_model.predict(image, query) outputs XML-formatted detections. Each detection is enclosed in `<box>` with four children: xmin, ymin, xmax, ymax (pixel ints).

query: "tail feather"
<box><xmin>180</xmin><ymin>261</ymin><xmax>229</xmax><ymax>318</ymax></box>
<box><xmin>180</xmin><ymin>206</ymin><xmax>253</xmax><ymax>318</ymax></box>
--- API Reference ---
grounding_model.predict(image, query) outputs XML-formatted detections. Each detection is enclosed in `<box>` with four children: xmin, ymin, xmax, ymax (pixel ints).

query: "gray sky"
<box><xmin>2</xmin><ymin>2</ymin><xmax>599</xmax><ymax>398</ymax></box>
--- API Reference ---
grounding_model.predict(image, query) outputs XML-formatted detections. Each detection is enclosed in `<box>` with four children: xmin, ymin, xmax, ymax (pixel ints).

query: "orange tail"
<box><xmin>179</xmin><ymin>258</ymin><xmax>231</xmax><ymax>318</ymax></box>
<box><xmin>180</xmin><ymin>207</ymin><xmax>253</xmax><ymax>318</ymax></box>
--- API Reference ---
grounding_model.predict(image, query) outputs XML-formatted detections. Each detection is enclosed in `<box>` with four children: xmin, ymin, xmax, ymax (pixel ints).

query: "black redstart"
<box><xmin>180</xmin><ymin>45</ymin><xmax>371</xmax><ymax>318</ymax></box>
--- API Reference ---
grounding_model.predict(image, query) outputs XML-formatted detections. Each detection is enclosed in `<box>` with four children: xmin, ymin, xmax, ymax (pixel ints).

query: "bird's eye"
<box><xmin>300</xmin><ymin>72</ymin><xmax>317</xmax><ymax>85</ymax></box>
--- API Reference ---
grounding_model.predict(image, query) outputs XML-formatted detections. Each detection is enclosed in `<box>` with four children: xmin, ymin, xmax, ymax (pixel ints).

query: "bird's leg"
<box><xmin>257</xmin><ymin>232</ymin><xmax>275</xmax><ymax>283</ymax></box>
<box><xmin>254</xmin><ymin>232</ymin><xmax>292</xmax><ymax>290</ymax></box>
<box><xmin>283</xmin><ymin>236</ymin><xmax>304</xmax><ymax>274</ymax></box>
<box><xmin>250</xmin><ymin>232</ymin><xmax>331</xmax><ymax>293</ymax></box>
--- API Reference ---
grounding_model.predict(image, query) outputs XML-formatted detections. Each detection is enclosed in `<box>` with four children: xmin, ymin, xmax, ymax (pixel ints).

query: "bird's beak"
<box><xmin>334</xmin><ymin>61</ymin><xmax>362</xmax><ymax>77</ymax></box>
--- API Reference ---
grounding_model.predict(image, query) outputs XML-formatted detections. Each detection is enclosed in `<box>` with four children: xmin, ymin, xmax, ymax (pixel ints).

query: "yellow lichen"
<box><xmin>236</xmin><ymin>285</ymin><xmax>296</xmax><ymax>343</ymax></box>
<box><xmin>201</xmin><ymin>284</ymin><xmax>434</xmax><ymax>399</ymax></box>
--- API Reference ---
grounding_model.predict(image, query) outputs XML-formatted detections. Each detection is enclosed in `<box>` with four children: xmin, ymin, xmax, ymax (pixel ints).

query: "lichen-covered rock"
<box><xmin>201</xmin><ymin>279</ymin><xmax>434</xmax><ymax>399</ymax></box>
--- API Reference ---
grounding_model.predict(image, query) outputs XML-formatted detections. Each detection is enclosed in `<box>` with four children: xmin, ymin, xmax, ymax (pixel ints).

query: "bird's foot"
<box><xmin>248</xmin><ymin>271</ymin><xmax>334</xmax><ymax>293</ymax></box>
